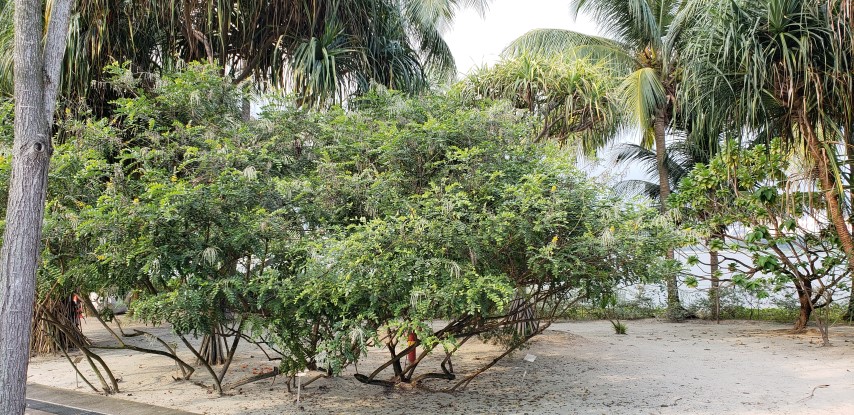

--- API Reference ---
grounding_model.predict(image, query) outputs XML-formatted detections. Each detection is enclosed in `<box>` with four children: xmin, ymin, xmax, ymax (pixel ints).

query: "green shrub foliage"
<box><xmin>1</xmin><ymin>64</ymin><xmax>676</xmax><ymax>384</ymax></box>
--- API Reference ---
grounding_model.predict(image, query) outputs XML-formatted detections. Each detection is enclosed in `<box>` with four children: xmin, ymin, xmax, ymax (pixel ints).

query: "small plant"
<box><xmin>609</xmin><ymin>319</ymin><xmax>627</xmax><ymax>335</ymax></box>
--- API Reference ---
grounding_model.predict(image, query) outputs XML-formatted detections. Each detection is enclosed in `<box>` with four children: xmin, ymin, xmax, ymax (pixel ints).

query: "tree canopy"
<box><xmin>0</xmin><ymin>0</ymin><xmax>489</xmax><ymax>109</ymax></box>
<box><xmin>0</xmin><ymin>64</ymin><xmax>678</xmax><ymax>392</ymax></box>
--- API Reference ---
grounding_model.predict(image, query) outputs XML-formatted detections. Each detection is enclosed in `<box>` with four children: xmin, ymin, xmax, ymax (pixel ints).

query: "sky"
<box><xmin>444</xmin><ymin>0</ymin><xmax>599</xmax><ymax>76</ymax></box>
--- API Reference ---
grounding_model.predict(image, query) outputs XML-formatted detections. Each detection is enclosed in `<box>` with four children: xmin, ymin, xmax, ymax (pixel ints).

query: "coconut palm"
<box><xmin>615</xmin><ymin>139</ymin><xmax>715</xmax><ymax>199</ymax></box>
<box><xmin>503</xmin><ymin>0</ymin><xmax>706</xmax><ymax>314</ymax></box>
<box><xmin>681</xmin><ymin>0</ymin><xmax>854</xmax><ymax>304</ymax></box>
<box><xmin>615</xmin><ymin>137</ymin><xmax>725</xmax><ymax>317</ymax></box>
<box><xmin>0</xmin><ymin>0</ymin><xmax>489</xmax><ymax>109</ymax></box>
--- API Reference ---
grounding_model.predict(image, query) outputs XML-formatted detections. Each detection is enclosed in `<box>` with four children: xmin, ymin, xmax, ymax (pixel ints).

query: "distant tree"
<box><xmin>615</xmin><ymin>139</ymin><xmax>723</xmax><ymax>317</ymax></box>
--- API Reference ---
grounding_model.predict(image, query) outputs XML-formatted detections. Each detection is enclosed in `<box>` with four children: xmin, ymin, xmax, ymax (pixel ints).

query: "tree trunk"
<box><xmin>654</xmin><ymin>112</ymin><xmax>682</xmax><ymax>316</ymax></box>
<box><xmin>0</xmin><ymin>1</ymin><xmax>71</xmax><ymax>412</ymax></box>
<box><xmin>794</xmin><ymin>278</ymin><xmax>813</xmax><ymax>332</ymax></box>
<box><xmin>242</xmin><ymin>97</ymin><xmax>251</xmax><ymax>122</ymax></box>
<box><xmin>708</xmin><ymin>236</ymin><xmax>721</xmax><ymax>321</ymax></box>
<box><xmin>844</xmin><ymin>131</ymin><xmax>854</xmax><ymax>321</ymax></box>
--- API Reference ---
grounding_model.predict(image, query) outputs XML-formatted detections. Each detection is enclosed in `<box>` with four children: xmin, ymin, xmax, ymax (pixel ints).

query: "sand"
<box><xmin>26</xmin><ymin>318</ymin><xmax>854</xmax><ymax>414</ymax></box>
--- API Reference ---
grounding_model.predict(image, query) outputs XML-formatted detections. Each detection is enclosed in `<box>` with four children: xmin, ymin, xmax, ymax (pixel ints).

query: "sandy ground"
<box><xmin>26</xmin><ymin>318</ymin><xmax>854</xmax><ymax>415</ymax></box>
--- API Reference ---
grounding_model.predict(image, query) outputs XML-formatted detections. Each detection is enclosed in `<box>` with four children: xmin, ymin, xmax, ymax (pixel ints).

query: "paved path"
<box><xmin>26</xmin><ymin>384</ymin><xmax>199</xmax><ymax>415</ymax></box>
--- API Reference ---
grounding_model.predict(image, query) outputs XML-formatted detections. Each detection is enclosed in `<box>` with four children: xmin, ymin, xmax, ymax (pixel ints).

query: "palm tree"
<box><xmin>681</xmin><ymin>0</ymin><xmax>854</xmax><ymax>303</ymax></box>
<box><xmin>615</xmin><ymin>139</ymin><xmax>714</xmax><ymax>200</ymax></box>
<box><xmin>503</xmin><ymin>0</ymin><xmax>705</xmax><ymax>315</ymax></box>
<box><xmin>615</xmin><ymin>138</ymin><xmax>724</xmax><ymax>318</ymax></box>
<box><xmin>0</xmin><ymin>0</ymin><xmax>489</xmax><ymax>110</ymax></box>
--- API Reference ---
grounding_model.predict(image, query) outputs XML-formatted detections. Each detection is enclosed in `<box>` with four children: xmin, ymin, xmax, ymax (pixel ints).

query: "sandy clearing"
<box><xmin>26</xmin><ymin>318</ymin><xmax>854</xmax><ymax>414</ymax></box>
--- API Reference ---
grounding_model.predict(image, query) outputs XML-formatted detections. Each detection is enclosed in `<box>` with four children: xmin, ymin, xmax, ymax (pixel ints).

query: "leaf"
<box><xmin>684</xmin><ymin>275</ymin><xmax>699</xmax><ymax>288</ymax></box>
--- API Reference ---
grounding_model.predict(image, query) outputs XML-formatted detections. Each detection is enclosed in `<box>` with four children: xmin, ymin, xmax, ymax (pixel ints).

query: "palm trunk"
<box><xmin>654</xmin><ymin>112</ymin><xmax>681</xmax><ymax>316</ymax></box>
<box><xmin>0</xmin><ymin>1</ymin><xmax>70</xmax><ymax>413</ymax></box>
<box><xmin>799</xmin><ymin>115</ymin><xmax>854</xmax><ymax>283</ymax></box>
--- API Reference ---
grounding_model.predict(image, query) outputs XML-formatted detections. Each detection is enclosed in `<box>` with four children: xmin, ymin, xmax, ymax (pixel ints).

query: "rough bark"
<box><xmin>42</xmin><ymin>0</ymin><xmax>72</xmax><ymax>122</ymax></box>
<box><xmin>654</xmin><ymin>112</ymin><xmax>682</xmax><ymax>315</ymax></box>
<box><xmin>794</xmin><ymin>279</ymin><xmax>813</xmax><ymax>332</ymax></box>
<box><xmin>0</xmin><ymin>1</ymin><xmax>71</xmax><ymax>413</ymax></box>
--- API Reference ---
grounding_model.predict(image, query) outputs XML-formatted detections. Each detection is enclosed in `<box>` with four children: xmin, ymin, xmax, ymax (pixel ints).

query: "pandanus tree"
<box><xmin>493</xmin><ymin>0</ymin><xmax>707</xmax><ymax>316</ymax></box>
<box><xmin>0</xmin><ymin>0</ymin><xmax>489</xmax><ymax>108</ymax></box>
<box><xmin>681</xmin><ymin>0</ymin><xmax>854</xmax><ymax>305</ymax></box>
<box><xmin>454</xmin><ymin>53</ymin><xmax>623</xmax><ymax>153</ymax></box>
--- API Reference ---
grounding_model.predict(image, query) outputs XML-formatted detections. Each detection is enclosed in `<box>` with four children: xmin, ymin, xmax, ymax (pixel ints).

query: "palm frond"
<box><xmin>504</xmin><ymin>28</ymin><xmax>636</xmax><ymax>70</ymax></box>
<box><xmin>617</xmin><ymin>67</ymin><xmax>665</xmax><ymax>131</ymax></box>
<box><xmin>571</xmin><ymin>0</ymin><xmax>665</xmax><ymax>49</ymax></box>
<box><xmin>0</xmin><ymin>0</ymin><xmax>485</xmax><ymax>109</ymax></box>
<box><xmin>614</xmin><ymin>179</ymin><xmax>660</xmax><ymax>200</ymax></box>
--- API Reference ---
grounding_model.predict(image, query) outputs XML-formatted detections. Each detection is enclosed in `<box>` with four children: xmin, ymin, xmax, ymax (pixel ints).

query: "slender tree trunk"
<box><xmin>653</xmin><ymin>115</ymin><xmax>671</xmax><ymax>210</ymax></box>
<box><xmin>0</xmin><ymin>1</ymin><xmax>71</xmax><ymax>412</ymax></box>
<box><xmin>242</xmin><ymin>98</ymin><xmax>251</xmax><ymax>122</ymax></box>
<box><xmin>708</xmin><ymin>234</ymin><xmax>721</xmax><ymax>321</ymax></box>
<box><xmin>800</xmin><ymin>115</ymin><xmax>854</xmax><ymax>281</ymax></box>
<box><xmin>654</xmin><ymin>112</ymin><xmax>682</xmax><ymax>316</ymax></box>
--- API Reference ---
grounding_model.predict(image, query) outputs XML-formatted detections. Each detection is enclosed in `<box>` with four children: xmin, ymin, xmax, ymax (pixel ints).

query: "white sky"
<box><xmin>444</xmin><ymin>0</ymin><xmax>600</xmax><ymax>76</ymax></box>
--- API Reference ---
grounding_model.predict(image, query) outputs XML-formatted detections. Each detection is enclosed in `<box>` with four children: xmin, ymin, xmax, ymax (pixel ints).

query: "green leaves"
<box><xmin>454</xmin><ymin>53</ymin><xmax>623</xmax><ymax>152</ymax></box>
<box><xmin>618</xmin><ymin>67</ymin><xmax>666</xmax><ymax>131</ymax></box>
<box><xmin>23</xmin><ymin>66</ymin><xmax>680</xmax><ymax>378</ymax></box>
<box><xmin>756</xmin><ymin>186</ymin><xmax>777</xmax><ymax>204</ymax></box>
<box><xmin>745</xmin><ymin>226</ymin><xmax>770</xmax><ymax>244</ymax></box>
<box><xmin>755</xmin><ymin>255</ymin><xmax>780</xmax><ymax>273</ymax></box>
<box><xmin>672</xmin><ymin>137</ymin><xmax>850</xmax><ymax>320</ymax></box>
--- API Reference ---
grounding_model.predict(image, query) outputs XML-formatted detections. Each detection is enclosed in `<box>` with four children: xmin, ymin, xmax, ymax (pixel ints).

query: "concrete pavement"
<box><xmin>26</xmin><ymin>384</ymin><xmax>199</xmax><ymax>415</ymax></box>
